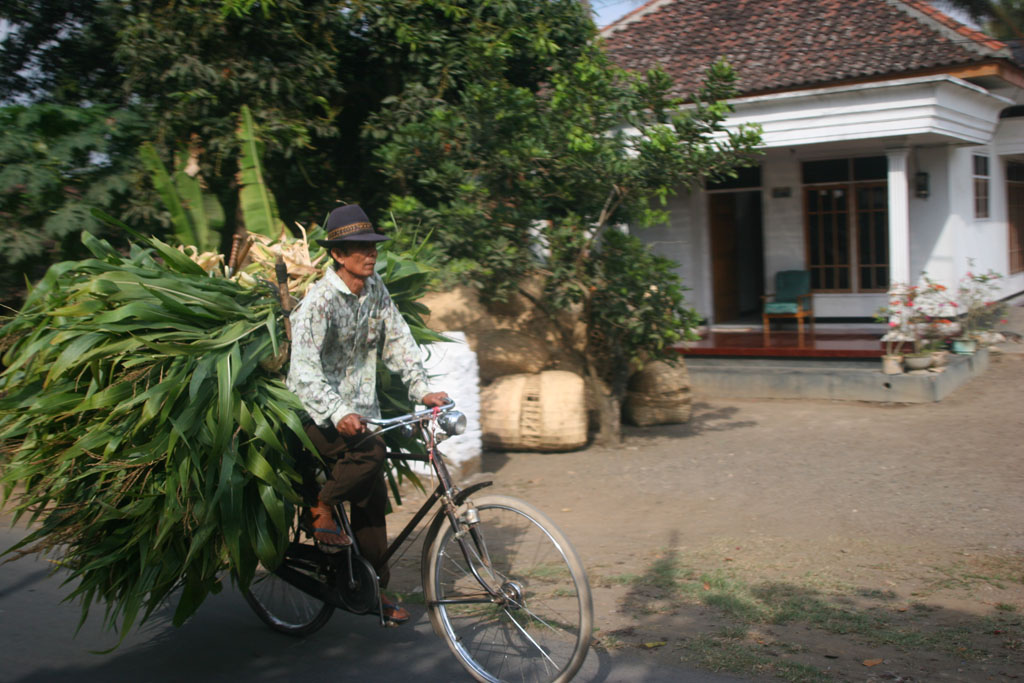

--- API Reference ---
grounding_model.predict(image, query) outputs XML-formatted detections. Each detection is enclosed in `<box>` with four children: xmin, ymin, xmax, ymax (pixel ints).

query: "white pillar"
<box><xmin>886</xmin><ymin>147</ymin><xmax>911</xmax><ymax>285</ymax></box>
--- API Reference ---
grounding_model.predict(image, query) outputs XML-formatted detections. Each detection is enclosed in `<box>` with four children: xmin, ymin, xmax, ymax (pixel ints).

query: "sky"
<box><xmin>591</xmin><ymin>0</ymin><xmax>647</xmax><ymax>28</ymax></box>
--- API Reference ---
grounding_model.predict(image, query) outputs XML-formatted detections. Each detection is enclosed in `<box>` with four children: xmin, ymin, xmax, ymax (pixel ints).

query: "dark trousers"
<box><xmin>304</xmin><ymin>422</ymin><xmax>391</xmax><ymax>587</ymax></box>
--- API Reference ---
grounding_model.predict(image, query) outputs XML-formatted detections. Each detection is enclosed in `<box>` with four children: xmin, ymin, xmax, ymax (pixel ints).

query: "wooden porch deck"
<box><xmin>678</xmin><ymin>323</ymin><xmax>886</xmax><ymax>358</ymax></box>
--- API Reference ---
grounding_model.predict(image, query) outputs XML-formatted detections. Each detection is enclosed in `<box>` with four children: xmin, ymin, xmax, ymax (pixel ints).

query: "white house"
<box><xmin>602</xmin><ymin>0</ymin><xmax>1024</xmax><ymax>323</ymax></box>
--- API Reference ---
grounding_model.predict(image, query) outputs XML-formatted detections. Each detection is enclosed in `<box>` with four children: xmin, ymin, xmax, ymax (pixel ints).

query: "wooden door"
<box><xmin>1009</xmin><ymin>168</ymin><xmax>1024</xmax><ymax>274</ymax></box>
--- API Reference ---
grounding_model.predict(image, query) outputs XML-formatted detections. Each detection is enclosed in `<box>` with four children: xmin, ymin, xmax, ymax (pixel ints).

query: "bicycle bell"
<box><xmin>438</xmin><ymin>410</ymin><xmax>467</xmax><ymax>436</ymax></box>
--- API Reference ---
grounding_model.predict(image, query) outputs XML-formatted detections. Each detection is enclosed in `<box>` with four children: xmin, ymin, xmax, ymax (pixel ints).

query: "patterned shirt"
<box><xmin>287</xmin><ymin>266</ymin><xmax>430</xmax><ymax>427</ymax></box>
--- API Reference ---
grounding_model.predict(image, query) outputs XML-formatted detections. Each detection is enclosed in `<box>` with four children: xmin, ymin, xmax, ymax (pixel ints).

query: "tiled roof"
<box><xmin>601</xmin><ymin>0</ymin><xmax>1013</xmax><ymax>97</ymax></box>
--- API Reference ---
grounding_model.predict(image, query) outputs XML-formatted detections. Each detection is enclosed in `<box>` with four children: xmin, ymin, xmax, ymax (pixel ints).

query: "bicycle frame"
<box><xmin>377</xmin><ymin>450</ymin><xmax>492</xmax><ymax>570</ymax></box>
<box><xmin>279</xmin><ymin>402</ymin><xmax>504</xmax><ymax>617</ymax></box>
<box><xmin>366</xmin><ymin>403</ymin><xmax>505</xmax><ymax>603</ymax></box>
<box><xmin>249</xmin><ymin>400</ymin><xmax>594</xmax><ymax>682</ymax></box>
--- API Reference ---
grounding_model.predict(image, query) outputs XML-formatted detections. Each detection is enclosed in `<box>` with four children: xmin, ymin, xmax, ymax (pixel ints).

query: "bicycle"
<box><xmin>242</xmin><ymin>400</ymin><xmax>594</xmax><ymax>683</ymax></box>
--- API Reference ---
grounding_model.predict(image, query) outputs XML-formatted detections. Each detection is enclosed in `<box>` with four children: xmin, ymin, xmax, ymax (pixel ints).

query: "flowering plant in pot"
<box><xmin>875</xmin><ymin>284</ymin><xmax>914</xmax><ymax>373</ymax></box>
<box><xmin>955</xmin><ymin>266</ymin><xmax>1008</xmax><ymax>347</ymax></box>
<box><xmin>914</xmin><ymin>263</ymin><xmax>1007</xmax><ymax>354</ymax></box>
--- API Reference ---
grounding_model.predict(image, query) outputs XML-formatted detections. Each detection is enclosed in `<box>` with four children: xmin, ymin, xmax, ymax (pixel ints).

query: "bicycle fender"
<box><xmin>453</xmin><ymin>480</ymin><xmax>493</xmax><ymax>505</ymax></box>
<box><xmin>419</xmin><ymin>480</ymin><xmax>494</xmax><ymax>593</ymax></box>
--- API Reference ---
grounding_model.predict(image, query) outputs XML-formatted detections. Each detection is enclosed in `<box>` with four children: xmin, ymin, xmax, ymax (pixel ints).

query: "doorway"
<box><xmin>709</xmin><ymin>190</ymin><xmax>765</xmax><ymax>324</ymax></box>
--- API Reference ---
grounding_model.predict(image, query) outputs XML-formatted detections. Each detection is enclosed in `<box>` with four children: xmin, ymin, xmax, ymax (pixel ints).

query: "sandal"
<box><xmin>309</xmin><ymin>504</ymin><xmax>351</xmax><ymax>550</ymax></box>
<box><xmin>380</xmin><ymin>594</ymin><xmax>410</xmax><ymax>625</ymax></box>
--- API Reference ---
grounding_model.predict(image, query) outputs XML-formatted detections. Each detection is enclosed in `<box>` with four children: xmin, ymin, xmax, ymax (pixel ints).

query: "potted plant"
<box><xmin>875</xmin><ymin>284</ymin><xmax>913</xmax><ymax>374</ymax></box>
<box><xmin>880</xmin><ymin>335</ymin><xmax>909</xmax><ymax>374</ymax></box>
<box><xmin>951</xmin><ymin>265</ymin><xmax>1008</xmax><ymax>353</ymax></box>
<box><xmin>905</xmin><ymin>277</ymin><xmax>966</xmax><ymax>369</ymax></box>
<box><xmin>908</xmin><ymin>262</ymin><xmax>1008</xmax><ymax>356</ymax></box>
<box><xmin>924</xmin><ymin>338</ymin><xmax>951</xmax><ymax>367</ymax></box>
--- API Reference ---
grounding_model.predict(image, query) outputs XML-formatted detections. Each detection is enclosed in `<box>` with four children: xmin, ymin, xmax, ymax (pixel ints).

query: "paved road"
<box><xmin>0</xmin><ymin>524</ymin><xmax>743</xmax><ymax>683</ymax></box>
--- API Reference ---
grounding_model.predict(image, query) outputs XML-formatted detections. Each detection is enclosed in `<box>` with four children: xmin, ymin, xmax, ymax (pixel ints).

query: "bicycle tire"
<box><xmin>243</xmin><ymin>516</ymin><xmax>335</xmax><ymax>636</ymax></box>
<box><xmin>422</xmin><ymin>494</ymin><xmax>593</xmax><ymax>683</ymax></box>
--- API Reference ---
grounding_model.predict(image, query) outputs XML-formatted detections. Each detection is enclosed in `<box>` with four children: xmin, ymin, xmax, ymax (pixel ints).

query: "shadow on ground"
<box><xmin>591</xmin><ymin>530</ymin><xmax>1024</xmax><ymax>682</ymax></box>
<box><xmin>623</xmin><ymin>402</ymin><xmax>759</xmax><ymax>440</ymax></box>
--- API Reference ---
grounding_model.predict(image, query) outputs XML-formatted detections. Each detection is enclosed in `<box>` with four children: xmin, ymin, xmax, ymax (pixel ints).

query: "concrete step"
<box><xmin>685</xmin><ymin>349</ymin><xmax>989</xmax><ymax>403</ymax></box>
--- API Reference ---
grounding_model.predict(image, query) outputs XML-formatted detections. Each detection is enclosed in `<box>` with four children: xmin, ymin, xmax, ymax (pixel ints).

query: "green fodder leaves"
<box><xmin>0</xmin><ymin>228</ymin><xmax>436</xmax><ymax>643</ymax></box>
<box><xmin>0</xmin><ymin>230</ymin><xmax>439</xmax><ymax>643</ymax></box>
<box><xmin>0</xmin><ymin>233</ymin><xmax>305</xmax><ymax>641</ymax></box>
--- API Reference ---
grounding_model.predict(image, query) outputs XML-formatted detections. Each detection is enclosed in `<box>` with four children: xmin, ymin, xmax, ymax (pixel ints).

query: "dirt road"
<box><xmin>389</xmin><ymin>324</ymin><xmax>1024</xmax><ymax>681</ymax></box>
<box><xmin>3</xmin><ymin>322</ymin><xmax>1021</xmax><ymax>682</ymax></box>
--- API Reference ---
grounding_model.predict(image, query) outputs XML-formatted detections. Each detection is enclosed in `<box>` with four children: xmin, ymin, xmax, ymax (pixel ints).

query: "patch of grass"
<box><xmin>683</xmin><ymin>634</ymin><xmax>830</xmax><ymax>683</ymax></box>
<box><xmin>857</xmin><ymin>588</ymin><xmax>898</xmax><ymax>600</ymax></box>
<box><xmin>601</xmin><ymin>572</ymin><xmax>641</xmax><ymax>586</ymax></box>
<box><xmin>521</xmin><ymin>562</ymin><xmax>571</xmax><ymax>580</ymax></box>
<box><xmin>996</xmin><ymin>602</ymin><xmax>1018</xmax><ymax>612</ymax></box>
<box><xmin>925</xmin><ymin>557</ymin><xmax>1024</xmax><ymax>593</ymax></box>
<box><xmin>610</xmin><ymin>549</ymin><xmax>1024</xmax><ymax>677</ymax></box>
<box><xmin>715</xmin><ymin>625</ymin><xmax>749</xmax><ymax>640</ymax></box>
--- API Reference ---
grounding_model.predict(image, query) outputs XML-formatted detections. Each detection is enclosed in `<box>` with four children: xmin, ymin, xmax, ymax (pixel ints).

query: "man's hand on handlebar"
<box><xmin>336</xmin><ymin>412</ymin><xmax>366</xmax><ymax>437</ymax></box>
<box><xmin>421</xmin><ymin>391</ymin><xmax>449</xmax><ymax>408</ymax></box>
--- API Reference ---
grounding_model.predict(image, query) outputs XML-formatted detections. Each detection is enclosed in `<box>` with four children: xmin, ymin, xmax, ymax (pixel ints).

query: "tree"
<box><xmin>1</xmin><ymin>0</ymin><xmax>597</xmax><ymax>258</ymax></box>
<box><xmin>368</xmin><ymin>43</ymin><xmax>760</xmax><ymax>442</ymax></box>
<box><xmin>0</xmin><ymin>103</ymin><xmax>146</xmax><ymax>307</ymax></box>
<box><xmin>937</xmin><ymin>0</ymin><xmax>1024</xmax><ymax>41</ymax></box>
<box><xmin>1</xmin><ymin>0</ymin><xmax>358</xmax><ymax>250</ymax></box>
<box><xmin>2</xmin><ymin>0</ymin><xmax>761</xmax><ymax>440</ymax></box>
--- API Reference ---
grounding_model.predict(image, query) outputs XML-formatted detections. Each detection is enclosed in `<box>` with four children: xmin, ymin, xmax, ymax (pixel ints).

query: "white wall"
<box><xmin>634</xmin><ymin>191</ymin><xmax>713</xmax><ymax>318</ymax></box>
<box><xmin>944</xmin><ymin>146</ymin><xmax>1014</xmax><ymax>290</ymax></box>
<box><xmin>906</xmin><ymin>142</ymin><xmax>1024</xmax><ymax>299</ymax></box>
<box><xmin>910</xmin><ymin>145</ymin><xmax>957</xmax><ymax>285</ymax></box>
<box><xmin>760</xmin><ymin>149</ymin><xmax>804</xmax><ymax>290</ymax></box>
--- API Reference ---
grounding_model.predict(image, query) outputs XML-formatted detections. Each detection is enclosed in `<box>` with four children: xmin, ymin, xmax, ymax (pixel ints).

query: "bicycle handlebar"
<box><xmin>361</xmin><ymin>398</ymin><xmax>456</xmax><ymax>429</ymax></box>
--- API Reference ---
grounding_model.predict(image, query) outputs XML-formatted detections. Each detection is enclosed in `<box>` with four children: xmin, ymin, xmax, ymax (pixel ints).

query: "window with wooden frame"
<box><xmin>974</xmin><ymin>154</ymin><xmax>990</xmax><ymax>219</ymax></box>
<box><xmin>1007</xmin><ymin>161</ymin><xmax>1024</xmax><ymax>274</ymax></box>
<box><xmin>802</xmin><ymin>157</ymin><xmax>889</xmax><ymax>292</ymax></box>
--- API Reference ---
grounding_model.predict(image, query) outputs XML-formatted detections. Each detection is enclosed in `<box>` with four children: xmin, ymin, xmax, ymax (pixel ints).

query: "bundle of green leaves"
<box><xmin>0</xmin><ymin>229</ymin><xmax>438</xmax><ymax>640</ymax></box>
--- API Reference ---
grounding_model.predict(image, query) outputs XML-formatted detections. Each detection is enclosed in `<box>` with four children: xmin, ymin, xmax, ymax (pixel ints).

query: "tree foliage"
<box><xmin>939</xmin><ymin>0</ymin><xmax>1024</xmax><ymax>41</ymax></box>
<box><xmin>1</xmin><ymin>0</ymin><xmax>762</xmax><ymax>440</ymax></box>
<box><xmin>0</xmin><ymin>103</ymin><xmax>146</xmax><ymax>305</ymax></box>
<box><xmin>365</xmin><ymin>30</ymin><xmax>761</xmax><ymax>439</ymax></box>
<box><xmin>0</xmin><ymin>1</ymin><xmax>600</xmax><ymax>280</ymax></box>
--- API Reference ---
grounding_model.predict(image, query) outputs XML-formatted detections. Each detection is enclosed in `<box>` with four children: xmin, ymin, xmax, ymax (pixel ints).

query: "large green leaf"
<box><xmin>140</xmin><ymin>143</ymin><xmax>195</xmax><ymax>247</ymax></box>
<box><xmin>236</xmin><ymin>105</ymin><xmax>280</xmax><ymax>239</ymax></box>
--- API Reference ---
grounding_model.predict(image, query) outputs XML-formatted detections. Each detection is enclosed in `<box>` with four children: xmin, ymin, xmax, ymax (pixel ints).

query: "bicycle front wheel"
<box><xmin>423</xmin><ymin>494</ymin><xmax>593</xmax><ymax>683</ymax></box>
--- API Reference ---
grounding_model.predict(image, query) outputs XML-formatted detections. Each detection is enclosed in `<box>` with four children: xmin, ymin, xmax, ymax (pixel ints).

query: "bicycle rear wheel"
<box><xmin>243</xmin><ymin>515</ymin><xmax>335</xmax><ymax>636</ymax></box>
<box><xmin>423</xmin><ymin>494</ymin><xmax>592</xmax><ymax>683</ymax></box>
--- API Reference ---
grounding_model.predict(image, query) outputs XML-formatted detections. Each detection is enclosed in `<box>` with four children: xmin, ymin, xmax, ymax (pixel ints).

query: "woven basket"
<box><xmin>624</xmin><ymin>389</ymin><xmax>692</xmax><ymax>426</ymax></box>
<box><xmin>623</xmin><ymin>359</ymin><xmax>693</xmax><ymax>427</ymax></box>
<box><xmin>481</xmin><ymin>370</ymin><xmax>587</xmax><ymax>451</ymax></box>
<box><xmin>627</xmin><ymin>359</ymin><xmax>690</xmax><ymax>394</ymax></box>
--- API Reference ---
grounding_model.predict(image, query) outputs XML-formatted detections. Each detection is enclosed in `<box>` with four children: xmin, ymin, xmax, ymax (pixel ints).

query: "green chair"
<box><xmin>762</xmin><ymin>270</ymin><xmax>814</xmax><ymax>346</ymax></box>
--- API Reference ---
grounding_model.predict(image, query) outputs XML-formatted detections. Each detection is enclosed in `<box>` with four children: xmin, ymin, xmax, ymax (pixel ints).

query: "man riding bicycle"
<box><xmin>286</xmin><ymin>204</ymin><xmax>448</xmax><ymax>624</ymax></box>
